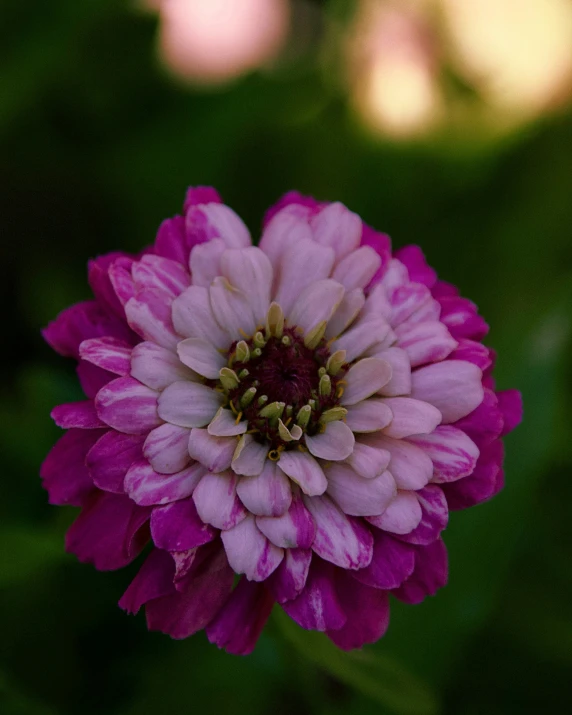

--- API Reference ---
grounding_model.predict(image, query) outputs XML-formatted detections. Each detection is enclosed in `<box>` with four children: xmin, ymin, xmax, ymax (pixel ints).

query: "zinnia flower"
<box><xmin>41</xmin><ymin>187</ymin><xmax>522</xmax><ymax>653</ymax></box>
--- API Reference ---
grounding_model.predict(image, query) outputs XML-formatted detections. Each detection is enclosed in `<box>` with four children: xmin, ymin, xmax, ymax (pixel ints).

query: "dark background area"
<box><xmin>1</xmin><ymin>1</ymin><xmax>572</xmax><ymax>714</ymax></box>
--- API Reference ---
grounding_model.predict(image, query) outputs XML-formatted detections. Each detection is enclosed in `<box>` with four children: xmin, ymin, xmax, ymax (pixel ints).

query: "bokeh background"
<box><xmin>2</xmin><ymin>1</ymin><xmax>572</xmax><ymax>713</ymax></box>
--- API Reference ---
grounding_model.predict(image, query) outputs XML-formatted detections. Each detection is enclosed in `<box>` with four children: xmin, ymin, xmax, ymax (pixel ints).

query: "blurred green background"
<box><xmin>1</xmin><ymin>1</ymin><xmax>572</xmax><ymax>714</ymax></box>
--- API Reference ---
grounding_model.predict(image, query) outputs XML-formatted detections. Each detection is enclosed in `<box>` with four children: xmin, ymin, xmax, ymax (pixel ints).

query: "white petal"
<box><xmin>368</xmin><ymin>490</ymin><xmax>422</xmax><ymax>535</ymax></box>
<box><xmin>196</xmin><ymin>204</ymin><xmax>251</xmax><ymax>248</ymax></box>
<box><xmin>332</xmin><ymin>246</ymin><xmax>381</xmax><ymax>291</ymax></box>
<box><xmin>221</xmin><ymin>515</ymin><xmax>284</xmax><ymax>581</ymax></box>
<box><xmin>371</xmin><ymin>347</ymin><xmax>412</xmax><ymax>396</ymax></box>
<box><xmin>171</xmin><ymin>285</ymin><xmax>230</xmax><ymax>350</ymax></box>
<box><xmin>305</xmin><ymin>421</ymin><xmax>355</xmax><ymax>461</ymax></box>
<box><xmin>410</xmin><ymin>360</ymin><xmax>484</xmax><ymax>423</ymax></box>
<box><xmin>176</xmin><ymin>337</ymin><xmax>226</xmax><ymax>379</ymax></box>
<box><xmin>157</xmin><ymin>381</ymin><xmax>223</xmax><ymax>428</ymax></box>
<box><xmin>131</xmin><ymin>341</ymin><xmax>199</xmax><ymax>391</ymax></box>
<box><xmin>209</xmin><ymin>277</ymin><xmax>257</xmax><ymax>339</ymax></box>
<box><xmin>363</xmin><ymin>433</ymin><xmax>432</xmax><ymax>490</ymax></box>
<box><xmin>278</xmin><ymin>450</ymin><xmax>327</xmax><ymax>496</ymax></box>
<box><xmin>207</xmin><ymin>407</ymin><xmax>247</xmax><ymax>436</ymax></box>
<box><xmin>341</xmin><ymin>358</ymin><xmax>393</xmax><ymax>406</ymax></box>
<box><xmin>220</xmin><ymin>246</ymin><xmax>273</xmax><ymax>324</ymax></box>
<box><xmin>188</xmin><ymin>428</ymin><xmax>236</xmax><ymax>472</ymax></box>
<box><xmin>332</xmin><ymin>316</ymin><xmax>392</xmax><ymax>363</ymax></box>
<box><xmin>344</xmin><ymin>398</ymin><xmax>393</xmax><ymax>432</ymax></box>
<box><xmin>325</xmin><ymin>463</ymin><xmax>396</xmax><ymax>516</ymax></box>
<box><xmin>259</xmin><ymin>206</ymin><xmax>314</xmax><ymax>277</ymax></box>
<box><xmin>345</xmin><ymin>440</ymin><xmax>391</xmax><ymax>479</ymax></box>
<box><xmin>381</xmin><ymin>397</ymin><xmax>442</xmax><ymax>439</ymax></box>
<box><xmin>231</xmin><ymin>434</ymin><xmax>268</xmax><ymax>477</ymax></box>
<box><xmin>236</xmin><ymin>460</ymin><xmax>292</xmax><ymax>517</ymax></box>
<box><xmin>310</xmin><ymin>202</ymin><xmax>362</xmax><ymax>260</ymax></box>
<box><xmin>325</xmin><ymin>289</ymin><xmax>365</xmax><ymax>339</ymax></box>
<box><xmin>189</xmin><ymin>238</ymin><xmax>225</xmax><ymax>287</ymax></box>
<box><xmin>288</xmin><ymin>279</ymin><xmax>345</xmax><ymax>334</ymax></box>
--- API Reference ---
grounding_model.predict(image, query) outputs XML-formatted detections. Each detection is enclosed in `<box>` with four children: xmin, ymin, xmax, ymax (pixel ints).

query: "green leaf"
<box><xmin>273</xmin><ymin>609</ymin><xmax>439</xmax><ymax>715</ymax></box>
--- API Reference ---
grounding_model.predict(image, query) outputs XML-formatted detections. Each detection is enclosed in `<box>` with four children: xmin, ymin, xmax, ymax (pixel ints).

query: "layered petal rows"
<box><xmin>41</xmin><ymin>187</ymin><xmax>522</xmax><ymax>654</ymax></box>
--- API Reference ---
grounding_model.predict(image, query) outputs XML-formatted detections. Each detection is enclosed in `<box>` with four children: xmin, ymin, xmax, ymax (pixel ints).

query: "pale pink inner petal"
<box><xmin>331</xmin><ymin>246</ymin><xmax>381</xmax><ymax>291</ymax></box>
<box><xmin>363</xmin><ymin>433</ymin><xmax>433</xmax><ymax>490</ymax></box>
<box><xmin>209</xmin><ymin>277</ymin><xmax>257</xmax><ymax>339</ymax></box>
<box><xmin>188</xmin><ymin>428</ymin><xmax>237</xmax><ymax>473</ymax></box>
<box><xmin>341</xmin><ymin>357</ymin><xmax>393</xmax><ymax>406</ymax></box>
<box><xmin>324</xmin><ymin>463</ymin><xmax>396</xmax><ymax>517</ymax></box>
<box><xmin>332</xmin><ymin>316</ymin><xmax>392</xmax><ymax>363</ymax></box>
<box><xmin>143</xmin><ymin>423</ymin><xmax>192</xmax><ymax>474</ymax></box>
<box><xmin>207</xmin><ymin>407</ymin><xmax>248</xmax><ymax>436</ymax></box>
<box><xmin>177</xmin><ymin>337</ymin><xmax>227</xmax><ymax>379</ymax></box>
<box><xmin>189</xmin><ymin>238</ymin><xmax>225</xmax><ymax>288</ymax></box>
<box><xmin>192</xmin><ymin>470</ymin><xmax>246</xmax><ymax>530</ymax></box>
<box><xmin>287</xmin><ymin>279</ymin><xmax>345</xmax><ymax>335</ymax></box>
<box><xmin>381</xmin><ymin>397</ymin><xmax>442</xmax><ymax>439</ymax></box>
<box><xmin>367</xmin><ymin>490</ymin><xmax>422</xmax><ymax>535</ymax></box>
<box><xmin>231</xmin><ymin>434</ymin><xmax>268</xmax><ymax>477</ymax></box>
<box><xmin>158</xmin><ymin>381</ymin><xmax>223</xmax><ymax>428</ymax></box>
<box><xmin>309</xmin><ymin>202</ymin><xmax>362</xmax><ymax>261</ymax></box>
<box><xmin>221</xmin><ymin>515</ymin><xmax>284</xmax><ymax>582</ymax></box>
<box><xmin>259</xmin><ymin>207</ymin><xmax>314</xmax><ymax>276</ymax></box>
<box><xmin>194</xmin><ymin>203</ymin><xmax>252</xmax><ymax>248</ymax></box>
<box><xmin>345</xmin><ymin>441</ymin><xmax>391</xmax><ymax>479</ymax></box>
<box><xmin>410</xmin><ymin>360</ymin><xmax>484</xmax><ymax>423</ymax></box>
<box><xmin>220</xmin><ymin>246</ymin><xmax>273</xmax><ymax>324</ymax></box>
<box><xmin>344</xmin><ymin>398</ymin><xmax>393</xmax><ymax>433</ymax></box>
<box><xmin>325</xmin><ymin>288</ymin><xmax>365</xmax><ymax>339</ymax></box>
<box><xmin>236</xmin><ymin>460</ymin><xmax>292</xmax><ymax>517</ymax></box>
<box><xmin>278</xmin><ymin>450</ymin><xmax>327</xmax><ymax>496</ymax></box>
<box><xmin>372</xmin><ymin>347</ymin><xmax>412</xmax><ymax>397</ymax></box>
<box><xmin>305</xmin><ymin>421</ymin><xmax>355</xmax><ymax>461</ymax></box>
<box><xmin>171</xmin><ymin>285</ymin><xmax>230</xmax><ymax>350</ymax></box>
<box><xmin>131</xmin><ymin>341</ymin><xmax>199</xmax><ymax>391</ymax></box>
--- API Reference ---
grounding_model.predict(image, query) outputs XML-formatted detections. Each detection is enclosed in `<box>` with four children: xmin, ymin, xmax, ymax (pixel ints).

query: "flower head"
<box><xmin>41</xmin><ymin>187</ymin><xmax>522</xmax><ymax>653</ymax></box>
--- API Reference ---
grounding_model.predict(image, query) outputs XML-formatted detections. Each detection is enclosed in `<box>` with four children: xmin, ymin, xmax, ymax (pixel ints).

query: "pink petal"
<box><xmin>108</xmin><ymin>257</ymin><xmax>137</xmax><ymax>308</ymax></box>
<box><xmin>150</xmin><ymin>498</ymin><xmax>216</xmax><ymax>551</ymax></box>
<box><xmin>267</xmin><ymin>548</ymin><xmax>312</xmax><ymax>603</ymax></box>
<box><xmin>51</xmin><ymin>401</ymin><xmax>106</xmax><ymax>429</ymax></box>
<box><xmin>454</xmin><ymin>388</ymin><xmax>504</xmax><ymax>445</ymax></box>
<box><xmin>397</xmin><ymin>485</ymin><xmax>448</xmax><ymax>545</ymax></box>
<box><xmin>207</xmin><ymin>407</ymin><xmax>247</xmax><ymax>436</ymax></box>
<box><xmin>497</xmin><ymin>389</ymin><xmax>523</xmax><ymax>436</ymax></box>
<box><xmin>192</xmin><ymin>470</ymin><xmax>247</xmax><ymax>529</ymax></box>
<box><xmin>125</xmin><ymin>288</ymin><xmax>179</xmax><ymax>350</ymax></box>
<box><xmin>124</xmin><ymin>459</ymin><xmax>204</xmax><ymax>506</ymax></box>
<box><xmin>448</xmin><ymin>338</ymin><xmax>493</xmax><ymax>372</ymax></box>
<box><xmin>143</xmin><ymin>423</ymin><xmax>191</xmax><ymax>474</ymax></box>
<box><xmin>157</xmin><ymin>381</ymin><xmax>223</xmax><ymax>428</ymax></box>
<box><xmin>171</xmin><ymin>285</ymin><xmax>230</xmax><ymax>350</ymax></box>
<box><xmin>281</xmin><ymin>558</ymin><xmax>346</xmax><ymax>631</ymax></box>
<box><xmin>352</xmin><ymin>531</ymin><xmax>415</xmax><ymax>589</ymax></box>
<box><xmin>388</xmin><ymin>283</ymin><xmax>432</xmax><ymax>327</ymax></box>
<box><xmin>288</xmin><ymin>279</ymin><xmax>345</xmax><ymax>334</ymax></box>
<box><xmin>209</xmin><ymin>277</ymin><xmax>257</xmax><ymax>339</ymax></box>
<box><xmin>395</xmin><ymin>320</ymin><xmax>457</xmax><ymax>367</ymax></box>
<box><xmin>187</xmin><ymin>203</ymin><xmax>251</xmax><ymax>248</ymax></box>
<box><xmin>40</xmin><ymin>428</ymin><xmax>99</xmax><ymax>506</ymax></box>
<box><xmin>359</xmin><ymin>223</ymin><xmax>391</xmax><ymax>284</ymax></box>
<box><xmin>361</xmin><ymin>281</ymin><xmax>392</xmax><ymax>322</ymax></box>
<box><xmin>332</xmin><ymin>316</ymin><xmax>392</xmax><ymax>363</ymax></box>
<box><xmin>367</xmin><ymin>490</ymin><xmax>422</xmax><ymax>535</ymax></box>
<box><xmin>310</xmin><ymin>202</ymin><xmax>362</xmax><ymax>260</ymax></box>
<box><xmin>364</xmin><ymin>434</ymin><xmax>433</xmax><ymax>489</ymax></box>
<box><xmin>236</xmin><ymin>459</ymin><xmax>292</xmax><ymax>517</ymax></box>
<box><xmin>344</xmin><ymin>398</ymin><xmax>393</xmax><ymax>432</ymax></box>
<box><xmin>206</xmin><ymin>578</ymin><xmax>275</xmax><ymax>655</ymax></box>
<box><xmin>189</xmin><ymin>238</ymin><xmax>225</xmax><ymax>287</ymax></box>
<box><xmin>176</xmin><ymin>337</ymin><xmax>226</xmax><ymax>378</ymax></box>
<box><xmin>373</xmin><ymin>347</ymin><xmax>412</xmax><ymax>396</ymax></box>
<box><xmin>259</xmin><ymin>206</ymin><xmax>314</xmax><ymax>271</ymax></box>
<box><xmin>256</xmin><ymin>490</ymin><xmax>316</xmax><ymax>548</ymax></box>
<box><xmin>305</xmin><ymin>421</ymin><xmax>355</xmax><ymax>461</ymax></box>
<box><xmin>408</xmin><ymin>425</ymin><xmax>479</xmax><ymax>483</ymax></box>
<box><xmin>325</xmin><ymin>288</ymin><xmax>365</xmax><ymax>339</ymax></box>
<box><xmin>381</xmin><ymin>397</ymin><xmax>442</xmax><ymax>439</ymax></box>
<box><xmin>119</xmin><ymin>548</ymin><xmax>175</xmax><ymax>615</ymax></box>
<box><xmin>87</xmin><ymin>431</ymin><xmax>145</xmax><ymax>493</ymax></box>
<box><xmin>65</xmin><ymin>491</ymin><xmax>150</xmax><ymax>571</ymax></box>
<box><xmin>220</xmin><ymin>247</ymin><xmax>273</xmax><ymax>324</ymax></box>
<box><xmin>188</xmin><ymin>428</ymin><xmax>236</xmax><ymax>473</ymax></box>
<box><xmin>441</xmin><ymin>439</ymin><xmax>504</xmax><ymax>510</ymax></box>
<box><xmin>221</xmin><ymin>515</ymin><xmax>284</xmax><ymax>581</ymax></box>
<box><xmin>332</xmin><ymin>246</ymin><xmax>381</xmax><ymax>291</ymax></box>
<box><xmin>231</xmin><ymin>434</ymin><xmax>268</xmax><ymax>477</ymax></box>
<box><xmin>392</xmin><ymin>539</ymin><xmax>448</xmax><ymax>604</ymax></box>
<box><xmin>345</xmin><ymin>440</ymin><xmax>391</xmax><ymax>479</ymax></box>
<box><xmin>278</xmin><ymin>450</ymin><xmax>327</xmax><ymax>496</ymax></box>
<box><xmin>303</xmin><ymin>494</ymin><xmax>373</xmax><ymax>569</ymax></box>
<box><xmin>325</xmin><ymin>463</ymin><xmax>396</xmax><ymax>517</ymax></box>
<box><xmin>130</xmin><ymin>341</ymin><xmax>198</xmax><ymax>391</ymax></box>
<box><xmin>95</xmin><ymin>377</ymin><xmax>161</xmax><ymax>434</ymax></box>
<box><xmin>410</xmin><ymin>360</ymin><xmax>484</xmax><ymax>423</ymax></box>
<box><xmin>79</xmin><ymin>337</ymin><xmax>132</xmax><ymax>375</ymax></box>
<box><xmin>132</xmin><ymin>254</ymin><xmax>190</xmax><ymax>298</ymax></box>
<box><xmin>341</xmin><ymin>358</ymin><xmax>393</xmax><ymax>406</ymax></box>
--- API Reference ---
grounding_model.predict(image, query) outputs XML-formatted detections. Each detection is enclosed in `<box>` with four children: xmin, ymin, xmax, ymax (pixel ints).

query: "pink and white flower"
<box><xmin>41</xmin><ymin>187</ymin><xmax>522</xmax><ymax>653</ymax></box>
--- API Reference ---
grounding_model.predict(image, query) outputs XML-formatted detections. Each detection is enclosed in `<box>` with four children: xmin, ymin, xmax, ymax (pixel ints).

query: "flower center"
<box><xmin>217</xmin><ymin>302</ymin><xmax>348</xmax><ymax>457</ymax></box>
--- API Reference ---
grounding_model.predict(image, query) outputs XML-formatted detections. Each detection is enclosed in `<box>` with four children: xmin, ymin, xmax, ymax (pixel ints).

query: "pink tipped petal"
<box><xmin>397</xmin><ymin>485</ymin><xmax>448</xmax><ymax>545</ymax></box>
<box><xmin>220</xmin><ymin>247</ymin><xmax>273</xmax><ymax>324</ymax></box>
<box><xmin>192</xmin><ymin>470</ymin><xmax>246</xmax><ymax>530</ymax></box>
<box><xmin>303</xmin><ymin>494</ymin><xmax>373</xmax><ymax>569</ymax></box>
<box><xmin>189</xmin><ymin>238</ymin><xmax>225</xmax><ymax>287</ymax></box>
<box><xmin>65</xmin><ymin>491</ymin><xmax>150</xmax><ymax>571</ymax></box>
<box><xmin>207</xmin><ymin>407</ymin><xmax>247</xmax><ymax>436</ymax></box>
<box><xmin>267</xmin><ymin>548</ymin><xmax>312</xmax><ymax>603</ymax></box>
<box><xmin>288</xmin><ymin>279</ymin><xmax>345</xmax><ymax>334</ymax></box>
<box><xmin>353</xmin><ymin>532</ymin><xmax>415</xmax><ymax>589</ymax></box>
<box><xmin>325</xmin><ymin>463</ymin><xmax>396</xmax><ymax>517</ymax></box>
<box><xmin>310</xmin><ymin>202</ymin><xmax>362</xmax><ymax>261</ymax></box>
<box><xmin>132</xmin><ymin>255</ymin><xmax>190</xmax><ymax>298</ymax></box>
<box><xmin>209</xmin><ymin>277</ymin><xmax>257</xmax><ymax>339</ymax></box>
<box><xmin>40</xmin><ymin>429</ymin><xmax>100</xmax><ymax>506</ymax></box>
<box><xmin>380</xmin><ymin>259</ymin><xmax>410</xmax><ymax>292</ymax></box>
<box><xmin>273</xmin><ymin>238</ymin><xmax>336</xmax><ymax>315</ymax></box>
<box><xmin>325</xmin><ymin>289</ymin><xmax>365</xmax><ymax>339</ymax></box>
<box><xmin>176</xmin><ymin>337</ymin><xmax>226</xmax><ymax>378</ymax></box>
<box><xmin>125</xmin><ymin>459</ymin><xmax>204</xmax><ymax>506</ymax></box>
<box><xmin>150</xmin><ymin>498</ymin><xmax>216</xmax><ymax>551</ymax></box>
<box><xmin>119</xmin><ymin>549</ymin><xmax>175</xmax><ymax>615</ymax></box>
<box><xmin>281</xmin><ymin>558</ymin><xmax>346</xmax><ymax>631</ymax></box>
<box><xmin>381</xmin><ymin>397</ymin><xmax>442</xmax><ymax>439</ymax></box>
<box><xmin>346</xmin><ymin>441</ymin><xmax>391</xmax><ymax>479</ymax></box>
<box><xmin>184</xmin><ymin>186</ymin><xmax>222</xmax><ymax>209</ymax></box>
<box><xmin>326</xmin><ymin>576</ymin><xmax>390</xmax><ymax>651</ymax></box>
<box><xmin>143</xmin><ymin>423</ymin><xmax>191</xmax><ymax>475</ymax></box>
<box><xmin>411</xmin><ymin>360</ymin><xmax>484</xmax><ymax>423</ymax></box>
<box><xmin>171</xmin><ymin>285</ymin><xmax>230</xmax><ymax>350</ymax></box>
<box><xmin>157</xmin><ymin>381</ymin><xmax>223</xmax><ymax>428</ymax></box>
<box><xmin>367</xmin><ymin>490</ymin><xmax>423</xmax><ymax>535</ymax></box>
<box><xmin>188</xmin><ymin>428</ymin><xmax>236</xmax><ymax>473</ymax></box>
<box><xmin>259</xmin><ymin>206</ymin><xmax>314</xmax><ymax>269</ymax></box>
<box><xmin>278</xmin><ymin>450</ymin><xmax>327</xmax><ymax>496</ymax></box>
<box><xmin>408</xmin><ymin>425</ymin><xmax>480</xmax><ymax>483</ymax></box>
<box><xmin>441</xmin><ymin>439</ymin><xmax>503</xmax><ymax>510</ymax></box>
<box><xmin>449</xmin><ymin>339</ymin><xmax>493</xmax><ymax>371</ymax></box>
<box><xmin>79</xmin><ymin>337</ymin><xmax>132</xmax><ymax>375</ymax></box>
<box><xmin>51</xmin><ymin>401</ymin><xmax>106</xmax><ymax>429</ymax></box>
<box><xmin>344</xmin><ymin>399</ymin><xmax>393</xmax><ymax>433</ymax></box>
<box><xmin>364</xmin><ymin>434</ymin><xmax>433</xmax><ymax>490</ymax></box>
<box><xmin>394</xmin><ymin>245</ymin><xmax>437</xmax><ymax>288</ymax></box>
<box><xmin>305</xmin><ymin>421</ymin><xmax>355</xmax><ymax>461</ymax></box>
<box><xmin>256</xmin><ymin>490</ymin><xmax>316</xmax><ymax>548</ymax></box>
<box><xmin>361</xmin><ymin>281</ymin><xmax>392</xmax><ymax>322</ymax></box>
<box><xmin>231</xmin><ymin>434</ymin><xmax>268</xmax><ymax>477</ymax></box>
<box><xmin>341</xmin><ymin>358</ymin><xmax>393</xmax><ymax>406</ymax></box>
<box><xmin>388</xmin><ymin>283</ymin><xmax>432</xmax><ymax>327</ymax></box>
<box><xmin>108</xmin><ymin>259</ymin><xmax>137</xmax><ymax>308</ymax></box>
<box><xmin>373</xmin><ymin>347</ymin><xmax>412</xmax><ymax>397</ymax></box>
<box><xmin>392</xmin><ymin>539</ymin><xmax>448</xmax><ymax>604</ymax></box>
<box><xmin>332</xmin><ymin>246</ymin><xmax>382</xmax><ymax>291</ymax></box>
<box><xmin>130</xmin><ymin>341</ymin><xmax>199</xmax><ymax>391</ymax></box>
<box><xmin>189</xmin><ymin>203</ymin><xmax>251</xmax><ymax>248</ymax></box>
<box><xmin>332</xmin><ymin>317</ymin><xmax>392</xmax><ymax>363</ymax></box>
<box><xmin>87</xmin><ymin>431</ymin><xmax>145</xmax><ymax>493</ymax></box>
<box><xmin>206</xmin><ymin>578</ymin><xmax>275</xmax><ymax>655</ymax></box>
<box><xmin>438</xmin><ymin>296</ymin><xmax>489</xmax><ymax>341</ymax></box>
<box><xmin>125</xmin><ymin>288</ymin><xmax>179</xmax><ymax>350</ymax></box>
<box><xmin>154</xmin><ymin>215</ymin><xmax>187</xmax><ymax>264</ymax></box>
<box><xmin>95</xmin><ymin>377</ymin><xmax>161</xmax><ymax>434</ymax></box>
<box><xmin>221</xmin><ymin>515</ymin><xmax>284</xmax><ymax>581</ymax></box>
<box><xmin>395</xmin><ymin>321</ymin><xmax>457</xmax><ymax>367</ymax></box>
<box><xmin>236</xmin><ymin>460</ymin><xmax>292</xmax><ymax>517</ymax></box>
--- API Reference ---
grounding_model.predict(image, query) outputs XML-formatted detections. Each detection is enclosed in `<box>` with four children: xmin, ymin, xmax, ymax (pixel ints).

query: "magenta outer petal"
<box><xmin>267</xmin><ymin>548</ymin><xmax>312</xmax><ymax>603</ymax></box>
<box><xmin>88</xmin><ymin>252</ymin><xmax>132</xmax><ymax>318</ymax></box>
<box><xmin>86</xmin><ymin>431</ymin><xmax>145</xmax><ymax>493</ymax></box>
<box><xmin>437</xmin><ymin>296</ymin><xmax>489</xmax><ymax>341</ymax></box>
<box><xmin>206</xmin><ymin>578</ymin><xmax>275</xmax><ymax>655</ymax></box>
<box><xmin>154</xmin><ymin>215</ymin><xmax>188</xmax><ymax>264</ymax></box>
<box><xmin>79</xmin><ymin>336</ymin><xmax>132</xmax><ymax>375</ymax></box>
<box><xmin>497</xmin><ymin>389</ymin><xmax>523</xmax><ymax>436</ymax></box>
<box><xmin>125</xmin><ymin>460</ymin><xmax>204</xmax><ymax>506</ymax></box>
<box><xmin>352</xmin><ymin>532</ymin><xmax>415</xmax><ymax>590</ymax></box>
<box><xmin>150</xmin><ymin>498</ymin><xmax>216</xmax><ymax>551</ymax></box>
<box><xmin>448</xmin><ymin>339</ymin><xmax>493</xmax><ymax>372</ymax></box>
<box><xmin>360</xmin><ymin>223</ymin><xmax>392</xmax><ymax>285</ymax></box>
<box><xmin>95</xmin><ymin>377</ymin><xmax>160</xmax><ymax>435</ymax></box>
<box><xmin>396</xmin><ymin>485</ymin><xmax>449</xmax><ymax>545</ymax></box>
<box><xmin>145</xmin><ymin>543</ymin><xmax>234</xmax><ymax>639</ymax></box>
<box><xmin>394</xmin><ymin>245</ymin><xmax>437</xmax><ymax>288</ymax></box>
<box><xmin>263</xmin><ymin>191</ymin><xmax>322</xmax><ymax>226</ymax></box>
<box><xmin>119</xmin><ymin>548</ymin><xmax>175</xmax><ymax>615</ymax></box>
<box><xmin>76</xmin><ymin>360</ymin><xmax>116</xmax><ymax>399</ymax></box>
<box><xmin>392</xmin><ymin>539</ymin><xmax>448</xmax><ymax>604</ymax></box>
<box><xmin>326</xmin><ymin>574</ymin><xmax>390</xmax><ymax>650</ymax></box>
<box><xmin>40</xmin><ymin>428</ymin><xmax>100</xmax><ymax>506</ymax></box>
<box><xmin>455</xmin><ymin>389</ymin><xmax>504</xmax><ymax>446</ymax></box>
<box><xmin>281</xmin><ymin>558</ymin><xmax>346</xmax><ymax>632</ymax></box>
<box><xmin>441</xmin><ymin>440</ymin><xmax>504</xmax><ymax>510</ymax></box>
<box><xmin>65</xmin><ymin>491</ymin><xmax>151</xmax><ymax>571</ymax></box>
<box><xmin>184</xmin><ymin>185</ymin><xmax>222</xmax><ymax>211</ymax></box>
<box><xmin>51</xmin><ymin>401</ymin><xmax>106</xmax><ymax>430</ymax></box>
